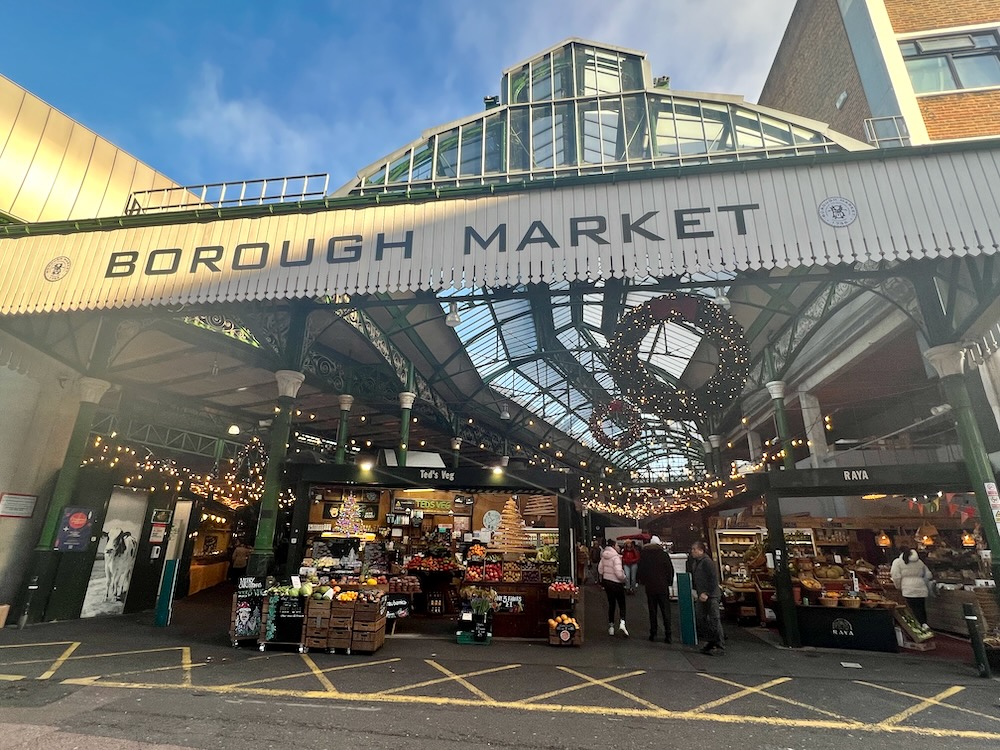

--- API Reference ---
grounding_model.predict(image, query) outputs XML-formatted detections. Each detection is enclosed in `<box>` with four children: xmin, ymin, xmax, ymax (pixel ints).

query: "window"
<box><xmin>900</xmin><ymin>31</ymin><xmax>1000</xmax><ymax>93</ymax></box>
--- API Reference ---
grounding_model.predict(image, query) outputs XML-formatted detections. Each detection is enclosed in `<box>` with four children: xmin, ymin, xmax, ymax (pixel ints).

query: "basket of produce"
<box><xmin>818</xmin><ymin>595</ymin><xmax>839</xmax><ymax>607</ymax></box>
<box><xmin>840</xmin><ymin>595</ymin><xmax>861</xmax><ymax>608</ymax></box>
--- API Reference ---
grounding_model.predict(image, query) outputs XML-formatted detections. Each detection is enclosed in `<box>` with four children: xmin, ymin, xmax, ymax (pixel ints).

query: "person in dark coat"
<box><xmin>637</xmin><ymin>535</ymin><xmax>674</xmax><ymax>642</ymax></box>
<box><xmin>689</xmin><ymin>540</ymin><xmax>724</xmax><ymax>654</ymax></box>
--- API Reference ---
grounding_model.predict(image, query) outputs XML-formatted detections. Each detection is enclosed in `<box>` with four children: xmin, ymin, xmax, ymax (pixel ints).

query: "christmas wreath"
<box><xmin>589</xmin><ymin>399</ymin><xmax>643</xmax><ymax>450</ymax></box>
<box><xmin>607</xmin><ymin>293</ymin><xmax>749</xmax><ymax>421</ymax></box>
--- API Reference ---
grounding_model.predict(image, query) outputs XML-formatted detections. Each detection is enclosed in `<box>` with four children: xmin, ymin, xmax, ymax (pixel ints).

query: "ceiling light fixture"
<box><xmin>445</xmin><ymin>302</ymin><xmax>461</xmax><ymax>327</ymax></box>
<box><xmin>227</xmin><ymin>424</ymin><xmax>240</xmax><ymax>436</ymax></box>
<box><xmin>499</xmin><ymin>402</ymin><xmax>511</xmax><ymax>420</ymax></box>
<box><xmin>712</xmin><ymin>288</ymin><xmax>731</xmax><ymax>310</ymax></box>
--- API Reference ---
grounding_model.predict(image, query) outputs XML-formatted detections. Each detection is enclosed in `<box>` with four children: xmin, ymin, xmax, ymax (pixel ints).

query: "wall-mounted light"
<box><xmin>445</xmin><ymin>302</ymin><xmax>461</xmax><ymax>327</ymax></box>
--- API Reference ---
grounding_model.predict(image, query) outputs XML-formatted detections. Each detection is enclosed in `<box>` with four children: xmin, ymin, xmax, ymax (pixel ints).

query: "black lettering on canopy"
<box><xmin>233</xmin><ymin>242</ymin><xmax>269</xmax><ymax>270</ymax></box>
<box><xmin>675</xmin><ymin>208</ymin><xmax>714</xmax><ymax>239</ymax></box>
<box><xmin>191</xmin><ymin>246</ymin><xmax>224</xmax><ymax>273</ymax></box>
<box><xmin>106</xmin><ymin>251</ymin><xmax>138</xmax><ymax>278</ymax></box>
<box><xmin>375</xmin><ymin>231</ymin><xmax>413</xmax><ymax>261</ymax></box>
<box><xmin>718</xmin><ymin>203</ymin><xmax>760</xmax><ymax>235</ymax></box>
<box><xmin>327</xmin><ymin>236</ymin><xmax>362</xmax><ymax>264</ymax></box>
<box><xmin>280</xmin><ymin>239</ymin><xmax>314</xmax><ymax>267</ymax></box>
<box><xmin>570</xmin><ymin>216</ymin><xmax>610</xmax><ymax>247</ymax></box>
<box><xmin>464</xmin><ymin>225</ymin><xmax>507</xmax><ymax>255</ymax></box>
<box><xmin>621</xmin><ymin>212</ymin><xmax>663</xmax><ymax>243</ymax></box>
<box><xmin>515</xmin><ymin>221</ymin><xmax>559</xmax><ymax>253</ymax></box>
<box><xmin>145</xmin><ymin>248</ymin><xmax>181</xmax><ymax>275</ymax></box>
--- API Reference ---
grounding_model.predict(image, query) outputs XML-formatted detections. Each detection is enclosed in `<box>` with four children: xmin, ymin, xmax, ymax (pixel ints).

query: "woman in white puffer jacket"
<box><xmin>598</xmin><ymin>540</ymin><xmax>629</xmax><ymax>637</ymax></box>
<box><xmin>890</xmin><ymin>546</ymin><xmax>933</xmax><ymax>627</ymax></box>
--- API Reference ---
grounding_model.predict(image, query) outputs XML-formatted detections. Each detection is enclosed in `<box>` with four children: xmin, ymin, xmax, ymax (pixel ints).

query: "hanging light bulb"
<box><xmin>445</xmin><ymin>302</ymin><xmax>461</xmax><ymax>327</ymax></box>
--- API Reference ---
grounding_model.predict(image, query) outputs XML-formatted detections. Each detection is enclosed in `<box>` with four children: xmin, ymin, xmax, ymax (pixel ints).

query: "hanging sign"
<box><xmin>986</xmin><ymin>482</ymin><xmax>1000</xmax><ymax>532</ymax></box>
<box><xmin>54</xmin><ymin>507</ymin><xmax>94</xmax><ymax>551</ymax></box>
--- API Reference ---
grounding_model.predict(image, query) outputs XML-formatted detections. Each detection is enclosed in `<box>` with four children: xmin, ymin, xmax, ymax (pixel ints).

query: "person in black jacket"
<box><xmin>689</xmin><ymin>540</ymin><xmax>724</xmax><ymax>654</ymax></box>
<box><xmin>637</xmin><ymin>535</ymin><xmax>674</xmax><ymax>643</ymax></box>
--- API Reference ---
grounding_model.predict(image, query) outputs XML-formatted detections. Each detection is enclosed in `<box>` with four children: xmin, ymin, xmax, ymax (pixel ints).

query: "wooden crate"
<box><xmin>351</xmin><ymin>628</ymin><xmax>385</xmax><ymax>653</ymax></box>
<box><xmin>354</xmin><ymin>597</ymin><xmax>386</xmax><ymax>620</ymax></box>
<box><xmin>304</xmin><ymin>637</ymin><xmax>329</xmax><ymax>650</ymax></box>
<box><xmin>330</xmin><ymin>599</ymin><xmax>357</xmax><ymax>614</ymax></box>
<box><xmin>548</xmin><ymin>627</ymin><xmax>583</xmax><ymax>646</ymax></box>
<box><xmin>330</xmin><ymin>615</ymin><xmax>354</xmax><ymax>629</ymax></box>
<box><xmin>327</xmin><ymin>626</ymin><xmax>353</xmax><ymax>649</ymax></box>
<box><xmin>974</xmin><ymin>587</ymin><xmax>1000</xmax><ymax>630</ymax></box>
<box><xmin>307</xmin><ymin>599</ymin><xmax>333</xmax><ymax>617</ymax></box>
<box><xmin>353</xmin><ymin>616</ymin><xmax>386</xmax><ymax>633</ymax></box>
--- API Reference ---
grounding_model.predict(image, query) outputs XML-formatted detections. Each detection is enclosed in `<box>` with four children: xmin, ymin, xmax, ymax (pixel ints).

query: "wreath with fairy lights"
<box><xmin>607</xmin><ymin>293</ymin><xmax>749</xmax><ymax>422</ymax></box>
<box><xmin>589</xmin><ymin>399</ymin><xmax>643</xmax><ymax>450</ymax></box>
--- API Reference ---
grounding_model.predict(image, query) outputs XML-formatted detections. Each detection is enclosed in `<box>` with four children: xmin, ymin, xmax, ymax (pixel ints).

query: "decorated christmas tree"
<box><xmin>335</xmin><ymin>493</ymin><xmax>365</xmax><ymax>536</ymax></box>
<box><xmin>489</xmin><ymin>498</ymin><xmax>533</xmax><ymax>551</ymax></box>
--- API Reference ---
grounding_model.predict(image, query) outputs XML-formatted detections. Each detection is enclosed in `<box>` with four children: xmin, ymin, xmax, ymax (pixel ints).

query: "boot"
<box><xmin>619</xmin><ymin>619</ymin><xmax>629</xmax><ymax>637</ymax></box>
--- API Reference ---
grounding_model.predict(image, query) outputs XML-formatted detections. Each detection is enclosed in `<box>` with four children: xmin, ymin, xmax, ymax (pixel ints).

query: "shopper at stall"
<box><xmin>598</xmin><ymin>539</ymin><xmax>629</xmax><ymax>636</ymax></box>
<box><xmin>890</xmin><ymin>546</ymin><xmax>933</xmax><ymax>628</ymax></box>
<box><xmin>622</xmin><ymin>539</ymin><xmax>640</xmax><ymax>594</ymax></box>
<box><xmin>637</xmin><ymin>535</ymin><xmax>674</xmax><ymax>643</ymax></box>
<box><xmin>228</xmin><ymin>540</ymin><xmax>252</xmax><ymax>583</ymax></box>
<box><xmin>690</xmin><ymin>540</ymin><xmax>724</xmax><ymax>654</ymax></box>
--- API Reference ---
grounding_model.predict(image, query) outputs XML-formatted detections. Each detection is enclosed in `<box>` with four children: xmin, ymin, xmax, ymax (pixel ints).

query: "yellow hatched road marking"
<box><xmin>73</xmin><ymin>662</ymin><xmax>210</xmax><ymax>681</ymax></box>
<box><xmin>874</xmin><ymin>685</ymin><xmax>966</xmax><ymax>727</ymax></box>
<box><xmin>181</xmin><ymin>647</ymin><xmax>192</xmax><ymax>687</ymax></box>
<box><xmin>223</xmin><ymin>657</ymin><xmax>399</xmax><ymax>689</ymax></box>
<box><xmin>691</xmin><ymin>676</ymin><xmax>789</xmax><ymax>713</ymax></box>
<box><xmin>698</xmin><ymin>674</ymin><xmax>862</xmax><ymax>725</ymax></box>
<box><xmin>375</xmin><ymin>663</ymin><xmax>519</xmax><ymax>696</ymax></box>
<box><xmin>0</xmin><ymin>675</ymin><xmax>25</xmax><ymax>681</ymax></box>
<box><xmin>557</xmin><ymin>667</ymin><xmax>661</xmax><ymax>711</ymax></box>
<box><xmin>37</xmin><ymin>641</ymin><xmax>80</xmax><ymax>680</ymax></box>
<box><xmin>520</xmin><ymin>669</ymin><xmax>644</xmax><ymax>704</ymax></box>
<box><xmin>300</xmin><ymin>654</ymin><xmax>337</xmax><ymax>693</ymax></box>
<box><xmin>0</xmin><ymin>641</ymin><xmax>76</xmax><ymax>650</ymax></box>
<box><xmin>426</xmin><ymin>659</ymin><xmax>497</xmax><ymax>703</ymax></box>
<box><xmin>856</xmin><ymin>680</ymin><xmax>1000</xmax><ymax>724</ymax></box>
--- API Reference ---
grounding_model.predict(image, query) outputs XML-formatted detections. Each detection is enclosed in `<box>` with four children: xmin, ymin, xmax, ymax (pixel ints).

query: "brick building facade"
<box><xmin>760</xmin><ymin>0</ymin><xmax>1000</xmax><ymax>145</ymax></box>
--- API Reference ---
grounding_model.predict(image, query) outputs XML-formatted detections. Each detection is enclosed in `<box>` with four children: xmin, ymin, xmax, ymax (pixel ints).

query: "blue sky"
<box><xmin>3</xmin><ymin>1</ymin><xmax>796</xmax><ymax>191</ymax></box>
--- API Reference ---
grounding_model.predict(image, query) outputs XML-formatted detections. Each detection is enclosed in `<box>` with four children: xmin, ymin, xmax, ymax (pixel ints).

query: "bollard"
<box><xmin>962</xmin><ymin>602</ymin><xmax>992</xmax><ymax>678</ymax></box>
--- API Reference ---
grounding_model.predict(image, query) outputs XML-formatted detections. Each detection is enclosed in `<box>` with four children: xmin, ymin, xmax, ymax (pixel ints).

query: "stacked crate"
<box><xmin>328</xmin><ymin>598</ymin><xmax>356</xmax><ymax>651</ymax></box>
<box><xmin>352</xmin><ymin>593</ymin><xmax>387</xmax><ymax>653</ymax></box>
<box><xmin>303</xmin><ymin>599</ymin><xmax>332</xmax><ymax>650</ymax></box>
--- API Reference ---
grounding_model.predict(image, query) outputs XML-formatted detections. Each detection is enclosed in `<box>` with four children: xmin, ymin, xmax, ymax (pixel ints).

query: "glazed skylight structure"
<box><xmin>336</xmin><ymin>39</ymin><xmax>860</xmax><ymax>196</ymax></box>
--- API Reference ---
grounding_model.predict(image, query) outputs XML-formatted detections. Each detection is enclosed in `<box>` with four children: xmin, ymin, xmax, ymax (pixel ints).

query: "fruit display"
<box><xmin>548</xmin><ymin>582</ymin><xmax>579</xmax><ymax>598</ymax></box>
<box><xmin>406</xmin><ymin>554</ymin><xmax>464</xmax><ymax>573</ymax></box>
<box><xmin>467</xmin><ymin>544</ymin><xmax>487</xmax><ymax>559</ymax></box>
<box><xmin>547</xmin><ymin>613</ymin><xmax>580</xmax><ymax>629</ymax></box>
<box><xmin>488</xmin><ymin>499</ymin><xmax>533</xmax><ymax>552</ymax></box>
<box><xmin>813</xmin><ymin>564</ymin><xmax>846</xmax><ymax>579</ymax></box>
<box><xmin>798</xmin><ymin>576</ymin><xmax>823</xmax><ymax>592</ymax></box>
<box><xmin>388</xmin><ymin>575</ymin><xmax>422</xmax><ymax>593</ymax></box>
<box><xmin>336</xmin><ymin>590</ymin><xmax>359</xmax><ymax>602</ymax></box>
<box><xmin>483</xmin><ymin>562</ymin><xmax>503</xmax><ymax>582</ymax></box>
<box><xmin>535</xmin><ymin>545</ymin><xmax>558</xmax><ymax>563</ymax></box>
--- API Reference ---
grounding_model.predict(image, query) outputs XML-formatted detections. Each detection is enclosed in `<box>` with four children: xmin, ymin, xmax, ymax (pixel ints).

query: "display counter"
<box><xmin>189</xmin><ymin>557</ymin><xmax>229</xmax><ymax>594</ymax></box>
<box><xmin>489</xmin><ymin>582</ymin><xmax>565</xmax><ymax>638</ymax></box>
<box><xmin>927</xmin><ymin>587</ymin><xmax>982</xmax><ymax>634</ymax></box>
<box><xmin>796</xmin><ymin>604</ymin><xmax>898</xmax><ymax>652</ymax></box>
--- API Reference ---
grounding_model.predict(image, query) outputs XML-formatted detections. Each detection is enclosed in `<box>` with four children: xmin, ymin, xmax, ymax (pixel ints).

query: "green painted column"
<box><xmin>925</xmin><ymin>344</ymin><xmax>1000</xmax><ymax>600</ymax></box>
<box><xmin>766</xmin><ymin>380</ymin><xmax>797</xmax><ymax>471</ymax></box>
<box><xmin>450</xmin><ymin>436</ymin><xmax>462</xmax><ymax>469</ymax></box>
<box><xmin>334</xmin><ymin>394</ymin><xmax>354</xmax><ymax>464</ymax></box>
<box><xmin>763</xmin><ymin>487</ymin><xmax>800</xmax><ymax>647</ymax></box>
<box><xmin>398</xmin><ymin>390</ymin><xmax>416</xmax><ymax>468</ymax></box>
<box><xmin>249</xmin><ymin>369</ymin><xmax>305</xmax><ymax>576</ymax></box>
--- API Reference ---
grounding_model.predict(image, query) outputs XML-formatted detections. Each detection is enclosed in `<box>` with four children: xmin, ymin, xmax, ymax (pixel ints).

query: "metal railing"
<box><xmin>125</xmin><ymin>173</ymin><xmax>330</xmax><ymax>215</ymax></box>
<box><xmin>864</xmin><ymin>116</ymin><xmax>910</xmax><ymax>148</ymax></box>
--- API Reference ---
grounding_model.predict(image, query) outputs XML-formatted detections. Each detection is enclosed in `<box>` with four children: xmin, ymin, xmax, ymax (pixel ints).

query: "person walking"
<box><xmin>690</xmin><ymin>540</ymin><xmax>724</xmax><ymax>654</ymax></box>
<box><xmin>598</xmin><ymin>539</ymin><xmax>629</xmax><ymax>636</ymax></box>
<box><xmin>229</xmin><ymin>540</ymin><xmax>252</xmax><ymax>583</ymax></box>
<box><xmin>637</xmin><ymin>535</ymin><xmax>674</xmax><ymax>642</ymax></box>
<box><xmin>890</xmin><ymin>546</ymin><xmax>933</xmax><ymax>627</ymax></box>
<box><xmin>622</xmin><ymin>539</ymin><xmax>640</xmax><ymax>594</ymax></box>
<box><xmin>589</xmin><ymin>539</ymin><xmax>603</xmax><ymax>584</ymax></box>
<box><xmin>575</xmin><ymin>542</ymin><xmax>589</xmax><ymax>586</ymax></box>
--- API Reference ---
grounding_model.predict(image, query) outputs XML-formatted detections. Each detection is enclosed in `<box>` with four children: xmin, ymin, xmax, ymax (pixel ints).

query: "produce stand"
<box><xmin>796</xmin><ymin>603</ymin><xmax>899</xmax><ymax>652</ymax></box>
<box><xmin>547</xmin><ymin>581</ymin><xmax>583</xmax><ymax>646</ymax></box>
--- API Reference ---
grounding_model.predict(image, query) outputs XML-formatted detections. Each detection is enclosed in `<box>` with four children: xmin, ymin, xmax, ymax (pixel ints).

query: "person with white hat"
<box><xmin>637</xmin><ymin>535</ymin><xmax>675</xmax><ymax>643</ymax></box>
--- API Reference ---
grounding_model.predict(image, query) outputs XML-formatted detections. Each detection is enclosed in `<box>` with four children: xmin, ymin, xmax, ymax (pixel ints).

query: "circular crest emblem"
<box><xmin>43</xmin><ymin>256</ymin><xmax>72</xmax><ymax>282</ymax></box>
<box><xmin>818</xmin><ymin>197</ymin><xmax>858</xmax><ymax>227</ymax></box>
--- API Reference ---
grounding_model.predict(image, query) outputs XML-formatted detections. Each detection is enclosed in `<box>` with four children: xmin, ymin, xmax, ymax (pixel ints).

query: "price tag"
<box><xmin>291</xmin><ymin>575</ymin><xmax>302</xmax><ymax>589</ymax></box>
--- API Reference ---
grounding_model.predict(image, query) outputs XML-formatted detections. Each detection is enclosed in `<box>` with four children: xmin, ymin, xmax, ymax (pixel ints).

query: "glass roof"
<box><xmin>335</xmin><ymin>39</ymin><xmax>863</xmax><ymax>196</ymax></box>
<box><xmin>337</xmin><ymin>39</ymin><xmax>869</xmax><ymax>477</ymax></box>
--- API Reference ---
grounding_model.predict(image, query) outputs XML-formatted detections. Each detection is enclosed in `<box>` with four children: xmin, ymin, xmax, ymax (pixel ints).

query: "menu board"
<box><xmin>231</xmin><ymin>577</ymin><xmax>265</xmax><ymax>640</ymax></box>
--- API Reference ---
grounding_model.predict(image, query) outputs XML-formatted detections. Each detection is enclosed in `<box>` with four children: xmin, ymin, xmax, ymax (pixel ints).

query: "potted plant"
<box><xmin>461</xmin><ymin>586</ymin><xmax>497</xmax><ymax>641</ymax></box>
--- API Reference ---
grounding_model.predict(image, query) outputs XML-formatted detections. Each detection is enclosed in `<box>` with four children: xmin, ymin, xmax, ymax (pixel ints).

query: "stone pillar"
<box><xmin>249</xmin><ymin>369</ymin><xmax>305</xmax><ymax>576</ymax></box>
<box><xmin>766</xmin><ymin>380</ymin><xmax>796</xmax><ymax>471</ymax></box>
<box><xmin>398</xmin><ymin>391</ymin><xmax>416</xmax><ymax>468</ymax></box>
<box><xmin>925</xmin><ymin>343</ymin><xmax>1000</xmax><ymax>595</ymax></box>
<box><xmin>798</xmin><ymin>387</ymin><xmax>831</xmax><ymax>468</ymax></box>
<box><xmin>450</xmin><ymin>436</ymin><xmax>462</xmax><ymax>469</ymax></box>
<box><xmin>334</xmin><ymin>394</ymin><xmax>354</xmax><ymax>465</ymax></box>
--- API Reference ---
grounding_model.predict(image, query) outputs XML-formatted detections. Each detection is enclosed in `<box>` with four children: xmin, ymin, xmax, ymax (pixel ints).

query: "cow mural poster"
<box><xmin>80</xmin><ymin>487</ymin><xmax>147</xmax><ymax>618</ymax></box>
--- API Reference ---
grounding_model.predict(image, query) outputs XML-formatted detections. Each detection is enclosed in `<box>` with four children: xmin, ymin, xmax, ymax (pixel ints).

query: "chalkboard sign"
<box><xmin>384</xmin><ymin>594</ymin><xmax>411</xmax><ymax>619</ymax></box>
<box><xmin>263</xmin><ymin>595</ymin><xmax>306</xmax><ymax>644</ymax></box>
<box><xmin>495</xmin><ymin>594</ymin><xmax>524</xmax><ymax>614</ymax></box>
<box><xmin>231</xmin><ymin>577</ymin><xmax>265</xmax><ymax>642</ymax></box>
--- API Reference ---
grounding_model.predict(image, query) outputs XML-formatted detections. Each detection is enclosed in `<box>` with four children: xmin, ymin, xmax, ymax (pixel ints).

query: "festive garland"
<box><xmin>589</xmin><ymin>399</ymin><xmax>643</xmax><ymax>450</ymax></box>
<box><xmin>607</xmin><ymin>293</ymin><xmax>749</xmax><ymax>421</ymax></box>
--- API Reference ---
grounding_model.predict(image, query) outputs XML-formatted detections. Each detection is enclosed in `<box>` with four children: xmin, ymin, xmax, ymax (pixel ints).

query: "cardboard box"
<box><xmin>0</xmin><ymin>604</ymin><xmax>9</xmax><ymax>629</ymax></box>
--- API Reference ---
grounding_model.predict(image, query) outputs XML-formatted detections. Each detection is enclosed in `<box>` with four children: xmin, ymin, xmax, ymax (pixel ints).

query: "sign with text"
<box><xmin>0</xmin><ymin>492</ymin><xmax>37</xmax><ymax>518</ymax></box>
<box><xmin>384</xmin><ymin>595</ymin><xmax>411</xmax><ymax>620</ymax></box>
<box><xmin>232</xmin><ymin>577</ymin><xmax>265</xmax><ymax>640</ymax></box>
<box><xmin>53</xmin><ymin>507</ymin><xmax>94</xmax><ymax>551</ymax></box>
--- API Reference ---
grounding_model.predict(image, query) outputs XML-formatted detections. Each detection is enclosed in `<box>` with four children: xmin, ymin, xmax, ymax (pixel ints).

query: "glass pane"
<box><xmin>791</xmin><ymin>125</ymin><xmax>826</xmax><ymax>145</ymax></box>
<box><xmin>532</xmin><ymin>54</ymin><xmax>552</xmax><ymax>101</ymax></box>
<box><xmin>898</xmin><ymin>41</ymin><xmax>918</xmax><ymax>57</ymax></box>
<box><xmin>622</xmin><ymin>94</ymin><xmax>649</xmax><ymax>159</ymax></box>
<box><xmin>386</xmin><ymin>152</ymin><xmax>411</xmax><ymax>183</ymax></box>
<box><xmin>500</xmin><ymin>73</ymin><xmax>510</xmax><ymax>105</ymax></box>
<box><xmin>700</xmin><ymin>103</ymin><xmax>732</xmax><ymax>152</ymax></box>
<box><xmin>578</xmin><ymin>100</ymin><xmax>603</xmax><ymax>163</ymax></box>
<box><xmin>532</xmin><ymin>105</ymin><xmax>554</xmax><ymax>168</ymax></box>
<box><xmin>650</xmin><ymin>99</ymin><xmax>679</xmax><ymax>157</ymax></box>
<box><xmin>553</xmin><ymin>102</ymin><xmax>577</xmax><ymax>167</ymax></box>
<box><xmin>411</xmin><ymin>140</ymin><xmax>434</xmax><ymax>181</ymax></box>
<box><xmin>551</xmin><ymin>45</ymin><xmax>574</xmax><ymax>99</ymax></box>
<box><xmin>600</xmin><ymin>98</ymin><xmax>624</xmax><ymax>161</ymax></box>
<box><xmin>511</xmin><ymin>64</ymin><xmax>530</xmax><ymax>103</ymax></box>
<box><xmin>954</xmin><ymin>53</ymin><xmax>1000</xmax><ymax>88</ymax></box>
<box><xmin>759</xmin><ymin>114</ymin><xmax>795</xmax><ymax>147</ymax></box>
<box><xmin>906</xmin><ymin>56</ymin><xmax>958</xmax><ymax>93</ymax></box>
<box><xmin>675</xmin><ymin>102</ymin><xmax>707</xmax><ymax>155</ymax></box>
<box><xmin>365</xmin><ymin>164</ymin><xmax>386</xmax><ymax>186</ymax></box>
<box><xmin>509</xmin><ymin>107</ymin><xmax>531</xmax><ymax>172</ymax></box>
<box><xmin>594</xmin><ymin>49</ymin><xmax>622</xmax><ymax>94</ymax></box>
<box><xmin>972</xmin><ymin>33</ymin><xmax>999</xmax><ymax>49</ymax></box>
<box><xmin>460</xmin><ymin>122</ymin><xmax>483</xmax><ymax>177</ymax></box>
<box><xmin>436</xmin><ymin>128</ymin><xmax>459</xmax><ymax>178</ymax></box>
<box><xmin>917</xmin><ymin>35</ymin><xmax>976</xmax><ymax>53</ymax></box>
<box><xmin>732</xmin><ymin>107</ymin><xmax>765</xmax><ymax>150</ymax></box>
<box><xmin>621</xmin><ymin>55</ymin><xmax>644</xmax><ymax>92</ymax></box>
<box><xmin>484</xmin><ymin>112</ymin><xmax>505</xmax><ymax>174</ymax></box>
<box><xmin>576</xmin><ymin>46</ymin><xmax>594</xmax><ymax>95</ymax></box>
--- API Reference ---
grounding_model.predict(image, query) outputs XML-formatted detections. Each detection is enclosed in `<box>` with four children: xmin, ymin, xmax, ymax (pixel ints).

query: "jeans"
<box><xmin>646</xmin><ymin>589</ymin><xmax>671</xmax><ymax>639</ymax></box>
<box><xmin>624</xmin><ymin>563</ymin><xmax>638</xmax><ymax>591</ymax></box>
<box><xmin>904</xmin><ymin>596</ymin><xmax>928</xmax><ymax>625</ymax></box>
<box><xmin>696</xmin><ymin>596</ymin><xmax>724</xmax><ymax>646</ymax></box>
<box><xmin>603</xmin><ymin>580</ymin><xmax>627</xmax><ymax>623</ymax></box>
